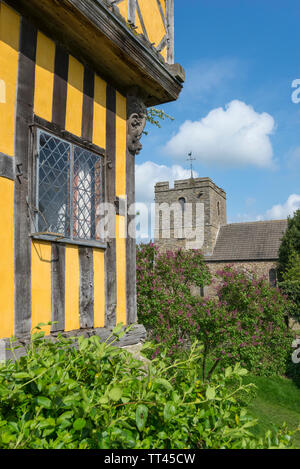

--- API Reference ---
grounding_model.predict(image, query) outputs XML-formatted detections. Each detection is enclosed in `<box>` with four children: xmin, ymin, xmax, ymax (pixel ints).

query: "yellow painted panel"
<box><xmin>93</xmin><ymin>75</ymin><xmax>106</xmax><ymax>148</ymax></box>
<box><xmin>0</xmin><ymin>178</ymin><xmax>14</xmax><ymax>339</ymax></box>
<box><xmin>116</xmin><ymin>91</ymin><xmax>126</xmax><ymax>197</ymax></box>
<box><xmin>116</xmin><ymin>215</ymin><xmax>126</xmax><ymax>325</ymax></box>
<box><xmin>0</xmin><ymin>3</ymin><xmax>20</xmax><ymax>156</ymax></box>
<box><xmin>161</xmin><ymin>46</ymin><xmax>167</xmax><ymax>61</ymax></box>
<box><xmin>118</xmin><ymin>0</ymin><xmax>128</xmax><ymax>21</ymax></box>
<box><xmin>65</xmin><ymin>56</ymin><xmax>84</xmax><ymax>136</ymax></box>
<box><xmin>65</xmin><ymin>245</ymin><xmax>80</xmax><ymax>331</ymax></box>
<box><xmin>31</xmin><ymin>241</ymin><xmax>52</xmax><ymax>336</ymax></box>
<box><xmin>34</xmin><ymin>31</ymin><xmax>55</xmax><ymax>121</ymax></box>
<box><xmin>93</xmin><ymin>248</ymin><xmax>105</xmax><ymax>328</ymax></box>
<box><xmin>137</xmin><ymin>0</ymin><xmax>166</xmax><ymax>47</ymax></box>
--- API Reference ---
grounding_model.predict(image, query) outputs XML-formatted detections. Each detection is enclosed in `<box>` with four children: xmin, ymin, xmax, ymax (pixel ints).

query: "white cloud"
<box><xmin>135</xmin><ymin>161</ymin><xmax>198</xmax><ymax>205</ymax></box>
<box><xmin>266</xmin><ymin>194</ymin><xmax>300</xmax><ymax>219</ymax></box>
<box><xmin>164</xmin><ymin>100</ymin><xmax>275</xmax><ymax>168</ymax></box>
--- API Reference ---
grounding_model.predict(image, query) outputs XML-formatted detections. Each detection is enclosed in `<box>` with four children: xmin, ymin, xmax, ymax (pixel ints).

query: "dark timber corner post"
<box><xmin>126</xmin><ymin>87</ymin><xmax>147</xmax><ymax>325</ymax></box>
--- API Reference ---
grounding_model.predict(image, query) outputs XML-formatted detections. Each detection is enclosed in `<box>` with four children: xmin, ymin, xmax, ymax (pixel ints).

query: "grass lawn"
<box><xmin>244</xmin><ymin>374</ymin><xmax>300</xmax><ymax>447</ymax></box>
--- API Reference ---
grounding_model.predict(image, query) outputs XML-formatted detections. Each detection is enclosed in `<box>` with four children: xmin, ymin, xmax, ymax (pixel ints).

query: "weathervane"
<box><xmin>187</xmin><ymin>151</ymin><xmax>196</xmax><ymax>179</ymax></box>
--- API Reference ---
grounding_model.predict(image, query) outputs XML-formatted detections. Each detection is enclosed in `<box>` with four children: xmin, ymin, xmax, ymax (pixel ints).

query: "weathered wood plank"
<box><xmin>166</xmin><ymin>0</ymin><xmax>174</xmax><ymax>64</ymax></box>
<box><xmin>82</xmin><ymin>66</ymin><xmax>94</xmax><ymax>142</ymax></box>
<box><xmin>105</xmin><ymin>84</ymin><xmax>117</xmax><ymax>328</ymax></box>
<box><xmin>79</xmin><ymin>246</ymin><xmax>94</xmax><ymax>328</ymax></box>
<box><xmin>1</xmin><ymin>324</ymin><xmax>147</xmax><ymax>362</ymax></box>
<box><xmin>51</xmin><ymin>244</ymin><xmax>65</xmax><ymax>332</ymax></box>
<box><xmin>127</xmin><ymin>0</ymin><xmax>136</xmax><ymax>25</ymax></box>
<box><xmin>80</xmin><ymin>66</ymin><xmax>96</xmax><ymax>329</ymax></box>
<box><xmin>52</xmin><ymin>45</ymin><xmax>69</xmax><ymax>128</ymax></box>
<box><xmin>0</xmin><ymin>153</ymin><xmax>14</xmax><ymax>180</ymax></box>
<box><xmin>126</xmin><ymin>148</ymin><xmax>137</xmax><ymax>325</ymax></box>
<box><xmin>14</xmin><ymin>17</ymin><xmax>37</xmax><ymax>337</ymax></box>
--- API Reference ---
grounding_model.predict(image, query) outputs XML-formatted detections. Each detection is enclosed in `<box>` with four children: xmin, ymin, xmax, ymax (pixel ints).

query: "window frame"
<box><xmin>29</xmin><ymin>117</ymin><xmax>107</xmax><ymax>249</ymax></box>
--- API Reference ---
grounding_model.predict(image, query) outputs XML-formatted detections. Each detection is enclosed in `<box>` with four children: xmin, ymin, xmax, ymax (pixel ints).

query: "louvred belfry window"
<box><xmin>35</xmin><ymin>129</ymin><xmax>103</xmax><ymax>241</ymax></box>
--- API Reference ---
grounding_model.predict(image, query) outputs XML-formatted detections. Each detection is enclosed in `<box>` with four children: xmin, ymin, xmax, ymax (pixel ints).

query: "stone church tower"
<box><xmin>154</xmin><ymin>177</ymin><xmax>227</xmax><ymax>255</ymax></box>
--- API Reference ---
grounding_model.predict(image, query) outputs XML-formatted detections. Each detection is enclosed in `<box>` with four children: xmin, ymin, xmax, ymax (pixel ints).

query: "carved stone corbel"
<box><xmin>127</xmin><ymin>88</ymin><xmax>147</xmax><ymax>156</ymax></box>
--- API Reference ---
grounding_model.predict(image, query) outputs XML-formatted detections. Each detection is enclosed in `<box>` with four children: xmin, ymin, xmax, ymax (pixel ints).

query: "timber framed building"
<box><xmin>0</xmin><ymin>0</ymin><xmax>184</xmax><ymax>357</ymax></box>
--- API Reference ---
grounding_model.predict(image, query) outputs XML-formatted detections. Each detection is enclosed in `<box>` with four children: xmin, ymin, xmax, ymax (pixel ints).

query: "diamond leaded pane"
<box><xmin>72</xmin><ymin>146</ymin><xmax>102</xmax><ymax>240</ymax></box>
<box><xmin>37</xmin><ymin>131</ymin><xmax>71</xmax><ymax>236</ymax></box>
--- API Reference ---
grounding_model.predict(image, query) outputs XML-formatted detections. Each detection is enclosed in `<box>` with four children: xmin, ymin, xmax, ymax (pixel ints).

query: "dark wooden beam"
<box><xmin>0</xmin><ymin>153</ymin><xmax>14</xmax><ymax>180</ymax></box>
<box><xmin>105</xmin><ymin>84</ymin><xmax>117</xmax><ymax>328</ymax></box>
<box><xmin>14</xmin><ymin>17</ymin><xmax>37</xmax><ymax>337</ymax></box>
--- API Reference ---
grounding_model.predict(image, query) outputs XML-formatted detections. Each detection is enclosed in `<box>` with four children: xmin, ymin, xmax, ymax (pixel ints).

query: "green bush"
<box><xmin>137</xmin><ymin>244</ymin><xmax>297</xmax><ymax>379</ymax></box>
<box><xmin>137</xmin><ymin>243</ymin><xmax>211</xmax><ymax>354</ymax></box>
<box><xmin>0</xmin><ymin>328</ymin><xmax>296</xmax><ymax>449</ymax></box>
<box><xmin>278</xmin><ymin>209</ymin><xmax>300</xmax><ymax>280</ymax></box>
<box><xmin>212</xmin><ymin>267</ymin><xmax>296</xmax><ymax>377</ymax></box>
<box><xmin>279</xmin><ymin>280</ymin><xmax>300</xmax><ymax>320</ymax></box>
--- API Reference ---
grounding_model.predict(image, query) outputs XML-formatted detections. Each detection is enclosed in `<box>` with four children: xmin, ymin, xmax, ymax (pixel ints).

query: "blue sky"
<box><xmin>136</xmin><ymin>0</ymin><xmax>300</xmax><ymax>225</ymax></box>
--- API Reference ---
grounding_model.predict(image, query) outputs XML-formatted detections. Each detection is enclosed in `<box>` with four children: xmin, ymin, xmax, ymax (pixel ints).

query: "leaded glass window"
<box><xmin>35</xmin><ymin>129</ymin><xmax>103</xmax><ymax>241</ymax></box>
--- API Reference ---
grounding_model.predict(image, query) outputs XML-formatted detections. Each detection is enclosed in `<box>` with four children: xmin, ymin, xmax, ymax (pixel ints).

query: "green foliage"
<box><xmin>212</xmin><ymin>267</ymin><xmax>296</xmax><ymax>377</ymax></box>
<box><xmin>136</xmin><ymin>243</ymin><xmax>211</xmax><ymax>353</ymax></box>
<box><xmin>137</xmin><ymin>244</ymin><xmax>297</xmax><ymax>378</ymax></box>
<box><xmin>0</xmin><ymin>331</ymin><xmax>296</xmax><ymax>449</ymax></box>
<box><xmin>279</xmin><ymin>280</ymin><xmax>300</xmax><ymax>320</ymax></box>
<box><xmin>282</xmin><ymin>250</ymin><xmax>300</xmax><ymax>281</ymax></box>
<box><xmin>146</xmin><ymin>107</ymin><xmax>174</xmax><ymax>130</ymax></box>
<box><xmin>278</xmin><ymin>209</ymin><xmax>300</xmax><ymax>280</ymax></box>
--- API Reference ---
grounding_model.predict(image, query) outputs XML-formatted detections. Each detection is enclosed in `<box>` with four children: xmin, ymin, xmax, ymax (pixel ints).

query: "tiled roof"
<box><xmin>206</xmin><ymin>220</ymin><xmax>288</xmax><ymax>261</ymax></box>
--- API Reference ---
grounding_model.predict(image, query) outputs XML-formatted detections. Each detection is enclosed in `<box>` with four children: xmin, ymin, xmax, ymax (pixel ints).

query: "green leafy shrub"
<box><xmin>0</xmin><ymin>330</ymin><xmax>295</xmax><ymax>449</ymax></box>
<box><xmin>279</xmin><ymin>280</ymin><xmax>300</xmax><ymax>320</ymax></box>
<box><xmin>136</xmin><ymin>243</ymin><xmax>211</xmax><ymax>354</ymax></box>
<box><xmin>278</xmin><ymin>209</ymin><xmax>300</xmax><ymax>280</ymax></box>
<box><xmin>210</xmin><ymin>267</ymin><xmax>296</xmax><ymax>377</ymax></box>
<box><xmin>137</xmin><ymin>244</ymin><xmax>297</xmax><ymax>378</ymax></box>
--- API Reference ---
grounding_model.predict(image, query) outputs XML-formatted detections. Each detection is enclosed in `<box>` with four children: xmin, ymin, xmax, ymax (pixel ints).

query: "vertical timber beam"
<box><xmin>14</xmin><ymin>18</ymin><xmax>37</xmax><ymax>336</ymax></box>
<box><xmin>79</xmin><ymin>66</ymin><xmax>95</xmax><ymax>329</ymax></box>
<box><xmin>128</xmin><ymin>0</ymin><xmax>136</xmax><ymax>25</ymax></box>
<box><xmin>105</xmin><ymin>85</ymin><xmax>117</xmax><ymax>328</ymax></box>
<box><xmin>166</xmin><ymin>0</ymin><xmax>174</xmax><ymax>64</ymax></box>
<box><xmin>50</xmin><ymin>44</ymin><xmax>69</xmax><ymax>333</ymax></box>
<box><xmin>51</xmin><ymin>244</ymin><xmax>65</xmax><ymax>332</ymax></box>
<box><xmin>52</xmin><ymin>45</ymin><xmax>69</xmax><ymax>129</ymax></box>
<box><xmin>126</xmin><ymin>88</ymin><xmax>147</xmax><ymax>324</ymax></box>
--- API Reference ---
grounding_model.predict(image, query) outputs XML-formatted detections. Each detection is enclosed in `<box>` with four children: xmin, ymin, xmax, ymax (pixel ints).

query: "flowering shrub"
<box><xmin>136</xmin><ymin>243</ymin><xmax>211</xmax><ymax>356</ymax></box>
<box><xmin>137</xmin><ymin>244</ymin><xmax>297</xmax><ymax>379</ymax></box>
<box><xmin>207</xmin><ymin>266</ymin><xmax>296</xmax><ymax>377</ymax></box>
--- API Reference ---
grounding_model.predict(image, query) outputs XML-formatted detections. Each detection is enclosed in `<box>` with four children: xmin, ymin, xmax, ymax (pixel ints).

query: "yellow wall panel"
<box><xmin>65</xmin><ymin>56</ymin><xmax>84</xmax><ymax>136</ymax></box>
<box><xmin>137</xmin><ymin>0</ymin><xmax>166</xmax><ymax>47</ymax></box>
<box><xmin>65</xmin><ymin>245</ymin><xmax>80</xmax><ymax>331</ymax></box>
<box><xmin>116</xmin><ymin>91</ymin><xmax>126</xmax><ymax>198</ymax></box>
<box><xmin>31</xmin><ymin>241</ymin><xmax>52</xmax><ymax>336</ymax></box>
<box><xmin>116</xmin><ymin>215</ymin><xmax>126</xmax><ymax>325</ymax></box>
<box><xmin>34</xmin><ymin>31</ymin><xmax>55</xmax><ymax>121</ymax></box>
<box><xmin>93</xmin><ymin>248</ymin><xmax>105</xmax><ymax>328</ymax></box>
<box><xmin>0</xmin><ymin>178</ymin><xmax>14</xmax><ymax>339</ymax></box>
<box><xmin>0</xmin><ymin>3</ymin><xmax>20</xmax><ymax>156</ymax></box>
<box><xmin>93</xmin><ymin>75</ymin><xmax>106</xmax><ymax>149</ymax></box>
<box><xmin>118</xmin><ymin>0</ymin><xmax>128</xmax><ymax>21</ymax></box>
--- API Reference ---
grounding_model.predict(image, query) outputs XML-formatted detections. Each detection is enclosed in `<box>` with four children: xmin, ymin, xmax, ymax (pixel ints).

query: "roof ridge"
<box><xmin>225</xmin><ymin>219</ymin><xmax>287</xmax><ymax>227</ymax></box>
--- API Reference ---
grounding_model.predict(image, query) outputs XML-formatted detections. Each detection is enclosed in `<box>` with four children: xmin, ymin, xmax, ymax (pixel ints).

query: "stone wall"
<box><xmin>204</xmin><ymin>260</ymin><xmax>278</xmax><ymax>297</ymax></box>
<box><xmin>154</xmin><ymin>177</ymin><xmax>226</xmax><ymax>255</ymax></box>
